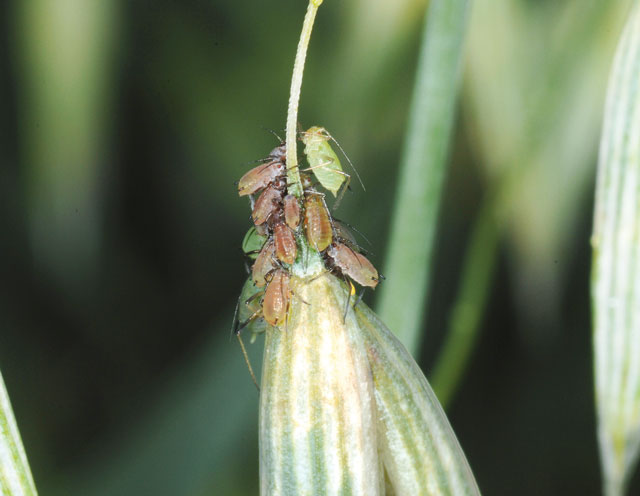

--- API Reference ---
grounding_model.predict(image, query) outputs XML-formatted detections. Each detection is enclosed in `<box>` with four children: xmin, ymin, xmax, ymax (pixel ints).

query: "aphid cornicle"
<box><xmin>237</xmin><ymin>145</ymin><xmax>286</xmax><ymax>197</ymax></box>
<box><xmin>326</xmin><ymin>242</ymin><xmax>379</xmax><ymax>288</ymax></box>
<box><xmin>273</xmin><ymin>222</ymin><xmax>297</xmax><ymax>265</ymax></box>
<box><xmin>252</xmin><ymin>240</ymin><xmax>276</xmax><ymax>287</ymax></box>
<box><xmin>304</xmin><ymin>192</ymin><xmax>333</xmax><ymax>252</ymax></box>
<box><xmin>252</xmin><ymin>182</ymin><xmax>284</xmax><ymax>225</ymax></box>
<box><xmin>262</xmin><ymin>269</ymin><xmax>291</xmax><ymax>327</ymax></box>
<box><xmin>283</xmin><ymin>194</ymin><xmax>301</xmax><ymax>229</ymax></box>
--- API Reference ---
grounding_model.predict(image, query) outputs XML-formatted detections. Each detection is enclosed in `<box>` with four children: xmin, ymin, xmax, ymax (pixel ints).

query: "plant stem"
<box><xmin>285</xmin><ymin>0</ymin><xmax>323</xmax><ymax>199</ymax></box>
<box><xmin>376</xmin><ymin>0</ymin><xmax>471</xmax><ymax>355</ymax></box>
<box><xmin>431</xmin><ymin>194</ymin><xmax>500</xmax><ymax>407</ymax></box>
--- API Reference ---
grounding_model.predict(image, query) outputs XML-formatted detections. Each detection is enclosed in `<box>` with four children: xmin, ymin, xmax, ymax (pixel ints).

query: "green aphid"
<box><xmin>301</xmin><ymin>126</ymin><xmax>348</xmax><ymax>197</ymax></box>
<box><xmin>242</xmin><ymin>226</ymin><xmax>267</xmax><ymax>260</ymax></box>
<box><xmin>235</xmin><ymin>277</ymin><xmax>267</xmax><ymax>342</ymax></box>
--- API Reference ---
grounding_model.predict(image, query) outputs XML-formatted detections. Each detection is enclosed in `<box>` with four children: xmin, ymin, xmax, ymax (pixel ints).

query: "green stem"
<box><xmin>431</xmin><ymin>195</ymin><xmax>500</xmax><ymax>407</ymax></box>
<box><xmin>285</xmin><ymin>0</ymin><xmax>323</xmax><ymax>198</ymax></box>
<box><xmin>0</xmin><ymin>372</ymin><xmax>38</xmax><ymax>495</ymax></box>
<box><xmin>376</xmin><ymin>0</ymin><xmax>471</xmax><ymax>354</ymax></box>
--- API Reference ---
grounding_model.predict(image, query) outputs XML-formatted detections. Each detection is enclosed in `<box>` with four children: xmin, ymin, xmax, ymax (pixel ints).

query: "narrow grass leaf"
<box><xmin>377</xmin><ymin>0</ymin><xmax>471</xmax><ymax>354</ymax></box>
<box><xmin>0</xmin><ymin>373</ymin><xmax>37</xmax><ymax>496</ymax></box>
<box><xmin>592</xmin><ymin>3</ymin><xmax>640</xmax><ymax>495</ymax></box>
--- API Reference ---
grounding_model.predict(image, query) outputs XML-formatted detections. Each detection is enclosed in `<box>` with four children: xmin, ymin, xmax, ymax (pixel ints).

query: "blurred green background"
<box><xmin>1</xmin><ymin>0</ymin><xmax>638</xmax><ymax>494</ymax></box>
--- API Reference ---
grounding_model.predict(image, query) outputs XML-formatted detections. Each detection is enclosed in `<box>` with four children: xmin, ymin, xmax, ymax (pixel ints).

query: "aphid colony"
<box><xmin>235</xmin><ymin>127</ymin><xmax>380</xmax><ymax>334</ymax></box>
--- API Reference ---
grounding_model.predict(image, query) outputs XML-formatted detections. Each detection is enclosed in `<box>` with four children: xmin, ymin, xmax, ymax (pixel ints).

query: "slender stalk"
<box><xmin>0</xmin><ymin>372</ymin><xmax>38</xmax><ymax>495</ymax></box>
<box><xmin>376</xmin><ymin>0</ymin><xmax>471</xmax><ymax>355</ymax></box>
<box><xmin>431</xmin><ymin>194</ymin><xmax>500</xmax><ymax>407</ymax></box>
<box><xmin>285</xmin><ymin>0</ymin><xmax>324</xmax><ymax>198</ymax></box>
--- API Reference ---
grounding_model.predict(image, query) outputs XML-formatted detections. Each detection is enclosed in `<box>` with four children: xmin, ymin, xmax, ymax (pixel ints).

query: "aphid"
<box><xmin>252</xmin><ymin>240</ymin><xmax>276</xmax><ymax>287</ymax></box>
<box><xmin>283</xmin><ymin>194</ymin><xmax>301</xmax><ymax>229</ymax></box>
<box><xmin>301</xmin><ymin>126</ymin><xmax>348</xmax><ymax>197</ymax></box>
<box><xmin>232</xmin><ymin>277</ymin><xmax>266</xmax><ymax>389</ymax></box>
<box><xmin>300</xmin><ymin>127</ymin><xmax>365</xmax><ymax>209</ymax></box>
<box><xmin>252</xmin><ymin>181</ymin><xmax>284</xmax><ymax>225</ymax></box>
<box><xmin>237</xmin><ymin>145</ymin><xmax>286</xmax><ymax>197</ymax></box>
<box><xmin>273</xmin><ymin>221</ymin><xmax>297</xmax><ymax>265</ymax></box>
<box><xmin>332</xmin><ymin>219</ymin><xmax>358</xmax><ymax>248</ymax></box>
<box><xmin>262</xmin><ymin>269</ymin><xmax>291</xmax><ymax>327</ymax></box>
<box><xmin>234</xmin><ymin>277</ymin><xmax>267</xmax><ymax>339</ymax></box>
<box><xmin>242</xmin><ymin>226</ymin><xmax>267</xmax><ymax>259</ymax></box>
<box><xmin>326</xmin><ymin>242</ymin><xmax>379</xmax><ymax>288</ymax></box>
<box><xmin>304</xmin><ymin>192</ymin><xmax>333</xmax><ymax>252</ymax></box>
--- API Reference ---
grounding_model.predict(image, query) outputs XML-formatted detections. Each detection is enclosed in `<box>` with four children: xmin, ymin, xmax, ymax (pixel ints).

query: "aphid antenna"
<box><xmin>242</xmin><ymin>157</ymin><xmax>272</xmax><ymax>167</ymax></box>
<box><xmin>236</xmin><ymin>333</ymin><xmax>260</xmax><ymax>391</ymax></box>
<box><xmin>261</xmin><ymin>125</ymin><xmax>285</xmax><ymax>144</ymax></box>
<box><xmin>353</xmin><ymin>288</ymin><xmax>366</xmax><ymax>311</ymax></box>
<box><xmin>318</xmin><ymin>129</ymin><xmax>366</xmax><ymax>193</ymax></box>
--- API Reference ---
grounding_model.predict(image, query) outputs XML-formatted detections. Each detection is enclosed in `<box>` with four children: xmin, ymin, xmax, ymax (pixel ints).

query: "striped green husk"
<box><xmin>355</xmin><ymin>304</ymin><xmax>480</xmax><ymax>495</ymax></box>
<box><xmin>592</xmin><ymin>3</ymin><xmax>640</xmax><ymax>495</ymax></box>
<box><xmin>0</xmin><ymin>373</ymin><xmax>37</xmax><ymax>496</ymax></box>
<box><xmin>260</xmin><ymin>274</ymin><xmax>382</xmax><ymax>495</ymax></box>
<box><xmin>260</xmin><ymin>273</ymin><xmax>480</xmax><ymax>495</ymax></box>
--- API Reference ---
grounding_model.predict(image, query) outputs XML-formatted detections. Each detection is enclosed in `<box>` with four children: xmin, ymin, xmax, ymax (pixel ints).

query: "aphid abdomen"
<box><xmin>262</xmin><ymin>269</ymin><xmax>290</xmax><ymax>326</ymax></box>
<box><xmin>274</xmin><ymin>222</ymin><xmax>297</xmax><ymax>265</ymax></box>
<box><xmin>283</xmin><ymin>194</ymin><xmax>301</xmax><ymax>229</ymax></box>
<box><xmin>327</xmin><ymin>243</ymin><xmax>379</xmax><ymax>288</ymax></box>
<box><xmin>252</xmin><ymin>184</ymin><xmax>283</xmax><ymax>225</ymax></box>
<box><xmin>304</xmin><ymin>193</ymin><xmax>332</xmax><ymax>252</ymax></box>
<box><xmin>238</xmin><ymin>160</ymin><xmax>284</xmax><ymax>197</ymax></box>
<box><xmin>252</xmin><ymin>241</ymin><xmax>276</xmax><ymax>287</ymax></box>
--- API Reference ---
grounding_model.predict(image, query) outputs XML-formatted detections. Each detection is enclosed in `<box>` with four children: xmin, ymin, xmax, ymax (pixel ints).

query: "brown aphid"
<box><xmin>238</xmin><ymin>146</ymin><xmax>286</xmax><ymax>196</ymax></box>
<box><xmin>252</xmin><ymin>183</ymin><xmax>283</xmax><ymax>225</ymax></box>
<box><xmin>327</xmin><ymin>242</ymin><xmax>379</xmax><ymax>288</ymax></box>
<box><xmin>252</xmin><ymin>241</ymin><xmax>276</xmax><ymax>287</ymax></box>
<box><xmin>262</xmin><ymin>269</ymin><xmax>291</xmax><ymax>327</ymax></box>
<box><xmin>283</xmin><ymin>194</ymin><xmax>301</xmax><ymax>229</ymax></box>
<box><xmin>274</xmin><ymin>222</ymin><xmax>297</xmax><ymax>265</ymax></box>
<box><xmin>304</xmin><ymin>193</ymin><xmax>333</xmax><ymax>252</ymax></box>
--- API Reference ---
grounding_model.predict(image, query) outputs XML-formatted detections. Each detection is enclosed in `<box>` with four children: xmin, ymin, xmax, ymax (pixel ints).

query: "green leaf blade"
<box><xmin>0</xmin><ymin>373</ymin><xmax>38</xmax><ymax>496</ymax></box>
<box><xmin>376</xmin><ymin>0</ymin><xmax>471</xmax><ymax>354</ymax></box>
<box><xmin>592</xmin><ymin>3</ymin><xmax>640</xmax><ymax>495</ymax></box>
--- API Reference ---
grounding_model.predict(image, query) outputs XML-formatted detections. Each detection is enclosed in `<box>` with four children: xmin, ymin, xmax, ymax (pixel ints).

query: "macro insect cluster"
<box><xmin>235</xmin><ymin>127</ymin><xmax>380</xmax><ymax>335</ymax></box>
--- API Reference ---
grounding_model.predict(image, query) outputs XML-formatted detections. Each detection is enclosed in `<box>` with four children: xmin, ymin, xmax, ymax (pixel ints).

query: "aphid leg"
<box><xmin>230</xmin><ymin>295</ymin><xmax>242</xmax><ymax>340</ymax></box>
<box><xmin>236</xmin><ymin>333</ymin><xmax>260</xmax><ymax>392</ymax></box>
<box><xmin>235</xmin><ymin>307</ymin><xmax>263</xmax><ymax>335</ymax></box>
<box><xmin>332</xmin><ymin>171</ymin><xmax>351</xmax><ymax>210</ymax></box>
<box><xmin>341</xmin><ymin>276</ymin><xmax>356</xmax><ymax>323</ymax></box>
<box><xmin>354</xmin><ymin>288</ymin><xmax>366</xmax><ymax>309</ymax></box>
<box><xmin>289</xmin><ymin>286</ymin><xmax>310</xmax><ymax>306</ymax></box>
